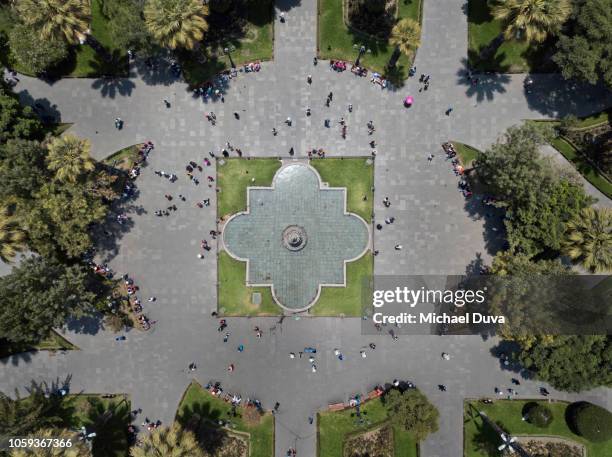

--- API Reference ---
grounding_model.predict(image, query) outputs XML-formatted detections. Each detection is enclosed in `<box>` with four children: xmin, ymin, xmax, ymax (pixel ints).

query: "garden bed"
<box><xmin>0</xmin><ymin>0</ymin><xmax>127</xmax><ymax>78</ymax></box>
<box><xmin>0</xmin><ymin>330</ymin><xmax>77</xmax><ymax>359</ymax></box>
<box><xmin>318</xmin><ymin>396</ymin><xmax>418</xmax><ymax>457</ymax></box>
<box><xmin>467</xmin><ymin>0</ymin><xmax>555</xmax><ymax>73</ymax></box>
<box><xmin>463</xmin><ymin>399</ymin><xmax>612</xmax><ymax>457</ymax></box>
<box><xmin>176</xmin><ymin>381</ymin><xmax>274</xmax><ymax>457</ymax></box>
<box><xmin>318</xmin><ymin>0</ymin><xmax>422</xmax><ymax>83</ymax></box>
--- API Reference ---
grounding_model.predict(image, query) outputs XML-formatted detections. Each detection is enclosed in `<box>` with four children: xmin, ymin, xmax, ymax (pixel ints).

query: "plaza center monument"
<box><xmin>222</xmin><ymin>163</ymin><xmax>370</xmax><ymax>312</ymax></box>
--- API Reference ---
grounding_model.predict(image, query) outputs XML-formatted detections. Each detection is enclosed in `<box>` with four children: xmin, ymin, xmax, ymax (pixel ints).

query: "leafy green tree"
<box><xmin>14</xmin><ymin>0</ymin><xmax>91</xmax><ymax>45</ymax></box>
<box><xmin>144</xmin><ymin>0</ymin><xmax>209</xmax><ymax>50</ymax></box>
<box><xmin>46</xmin><ymin>134</ymin><xmax>95</xmax><ymax>183</ymax></box>
<box><xmin>0</xmin><ymin>139</ymin><xmax>47</xmax><ymax>200</ymax></box>
<box><xmin>388</xmin><ymin>18</ymin><xmax>421</xmax><ymax>69</ymax></box>
<box><xmin>102</xmin><ymin>0</ymin><xmax>155</xmax><ymax>56</ymax></box>
<box><xmin>492</xmin><ymin>0</ymin><xmax>572</xmax><ymax>43</ymax></box>
<box><xmin>571</xmin><ymin>403</ymin><xmax>612</xmax><ymax>442</ymax></box>
<box><xmin>518</xmin><ymin>335</ymin><xmax>612</xmax><ymax>392</ymax></box>
<box><xmin>21</xmin><ymin>180</ymin><xmax>108</xmax><ymax>258</ymax></box>
<box><xmin>8</xmin><ymin>24</ymin><xmax>68</xmax><ymax>75</ymax></box>
<box><xmin>0</xmin><ymin>256</ymin><xmax>96</xmax><ymax>344</ymax></box>
<box><xmin>477</xmin><ymin>123</ymin><xmax>590</xmax><ymax>256</ymax></box>
<box><xmin>130</xmin><ymin>423</ymin><xmax>204</xmax><ymax>457</ymax></box>
<box><xmin>562</xmin><ymin>207</ymin><xmax>612</xmax><ymax>273</ymax></box>
<box><xmin>384</xmin><ymin>389</ymin><xmax>439</xmax><ymax>441</ymax></box>
<box><xmin>0</xmin><ymin>206</ymin><xmax>26</xmax><ymax>264</ymax></box>
<box><xmin>553</xmin><ymin>0</ymin><xmax>612</xmax><ymax>88</ymax></box>
<box><xmin>481</xmin><ymin>0</ymin><xmax>572</xmax><ymax>59</ymax></box>
<box><xmin>0</xmin><ymin>86</ymin><xmax>42</xmax><ymax>143</ymax></box>
<box><xmin>10</xmin><ymin>428</ymin><xmax>91</xmax><ymax>457</ymax></box>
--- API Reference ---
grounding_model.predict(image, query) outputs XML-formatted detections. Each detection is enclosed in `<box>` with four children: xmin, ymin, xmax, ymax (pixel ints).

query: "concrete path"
<box><xmin>1</xmin><ymin>1</ymin><xmax>611</xmax><ymax>456</ymax></box>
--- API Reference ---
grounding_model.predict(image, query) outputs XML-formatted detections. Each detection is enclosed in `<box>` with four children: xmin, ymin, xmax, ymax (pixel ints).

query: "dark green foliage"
<box><xmin>0</xmin><ymin>380</ymin><xmax>71</xmax><ymax>436</ymax></box>
<box><xmin>519</xmin><ymin>336</ymin><xmax>612</xmax><ymax>392</ymax></box>
<box><xmin>8</xmin><ymin>24</ymin><xmax>69</xmax><ymax>74</ymax></box>
<box><xmin>21</xmin><ymin>178</ymin><xmax>109</xmax><ymax>258</ymax></box>
<box><xmin>0</xmin><ymin>256</ymin><xmax>97</xmax><ymax>344</ymax></box>
<box><xmin>384</xmin><ymin>388</ymin><xmax>439</xmax><ymax>441</ymax></box>
<box><xmin>0</xmin><ymin>85</ymin><xmax>42</xmax><ymax>143</ymax></box>
<box><xmin>476</xmin><ymin>123</ymin><xmax>591</xmax><ymax>256</ymax></box>
<box><xmin>102</xmin><ymin>0</ymin><xmax>155</xmax><ymax>56</ymax></box>
<box><xmin>525</xmin><ymin>403</ymin><xmax>553</xmax><ymax>427</ymax></box>
<box><xmin>571</xmin><ymin>402</ymin><xmax>612</xmax><ymax>442</ymax></box>
<box><xmin>553</xmin><ymin>0</ymin><xmax>612</xmax><ymax>88</ymax></box>
<box><xmin>0</xmin><ymin>139</ymin><xmax>47</xmax><ymax>200</ymax></box>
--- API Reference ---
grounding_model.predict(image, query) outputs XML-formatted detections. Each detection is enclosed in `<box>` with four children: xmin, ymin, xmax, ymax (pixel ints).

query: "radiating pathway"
<box><xmin>1</xmin><ymin>1</ymin><xmax>611</xmax><ymax>457</ymax></box>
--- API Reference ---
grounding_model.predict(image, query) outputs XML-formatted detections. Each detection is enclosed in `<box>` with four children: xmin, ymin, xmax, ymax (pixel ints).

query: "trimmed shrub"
<box><xmin>525</xmin><ymin>403</ymin><xmax>553</xmax><ymax>428</ymax></box>
<box><xmin>571</xmin><ymin>403</ymin><xmax>612</xmax><ymax>442</ymax></box>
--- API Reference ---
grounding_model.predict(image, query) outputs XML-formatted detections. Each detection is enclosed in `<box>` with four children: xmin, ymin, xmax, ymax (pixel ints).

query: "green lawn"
<box><xmin>181</xmin><ymin>4</ymin><xmax>274</xmax><ymax>85</ymax></box>
<box><xmin>550</xmin><ymin>136</ymin><xmax>612</xmax><ymax>200</ymax></box>
<box><xmin>311</xmin><ymin>252</ymin><xmax>373</xmax><ymax>316</ymax></box>
<box><xmin>467</xmin><ymin>0</ymin><xmax>552</xmax><ymax>72</ymax></box>
<box><xmin>318</xmin><ymin>397</ymin><xmax>418</xmax><ymax>457</ymax></box>
<box><xmin>464</xmin><ymin>400</ymin><xmax>612</xmax><ymax>457</ymax></box>
<box><xmin>176</xmin><ymin>381</ymin><xmax>274</xmax><ymax>457</ymax></box>
<box><xmin>318</xmin><ymin>0</ymin><xmax>422</xmax><ymax>83</ymax></box>
<box><xmin>571</xmin><ymin>108</ymin><xmax>612</xmax><ymax>130</ymax></box>
<box><xmin>310</xmin><ymin>157</ymin><xmax>374</xmax><ymax>222</ymax></box>
<box><xmin>217</xmin><ymin>157</ymin><xmax>282</xmax><ymax>219</ymax></box>
<box><xmin>451</xmin><ymin>141</ymin><xmax>480</xmax><ymax>168</ymax></box>
<box><xmin>217</xmin><ymin>250</ymin><xmax>282</xmax><ymax>316</ymax></box>
<box><xmin>0</xmin><ymin>330</ymin><xmax>77</xmax><ymax>359</ymax></box>
<box><xmin>0</xmin><ymin>0</ymin><xmax>127</xmax><ymax>77</ymax></box>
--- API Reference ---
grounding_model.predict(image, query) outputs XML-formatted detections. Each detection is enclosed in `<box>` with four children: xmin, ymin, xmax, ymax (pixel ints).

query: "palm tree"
<box><xmin>388</xmin><ymin>18</ymin><xmax>421</xmax><ymax>69</ymax></box>
<box><xmin>13</xmin><ymin>0</ymin><xmax>91</xmax><ymax>45</ymax></box>
<box><xmin>10</xmin><ymin>428</ymin><xmax>91</xmax><ymax>457</ymax></box>
<box><xmin>0</xmin><ymin>206</ymin><xmax>26</xmax><ymax>264</ymax></box>
<box><xmin>563</xmin><ymin>207</ymin><xmax>612</xmax><ymax>273</ymax></box>
<box><xmin>46</xmin><ymin>134</ymin><xmax>95</xmax><ymax>183</ymax></box>
<box><xmin>481</xmin><ymin>0</ymin><xmax>571</xmax><ymax>59</ymax></box>
<box><xmin>144</xmin><ymin>0</ymin><xmax>209</xmax><ymax>50</ymax></box>
<box><xmin>130</xmin><ymin>423</ymin><xmax>204</xmax><ymax>457</ymax></box>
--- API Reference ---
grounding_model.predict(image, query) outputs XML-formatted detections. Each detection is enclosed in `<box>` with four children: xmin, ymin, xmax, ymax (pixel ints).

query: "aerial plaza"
<box><xmin>0</xmin><ymin>0</ymin><xmax>611</xmax><ymax>456</ymax></box>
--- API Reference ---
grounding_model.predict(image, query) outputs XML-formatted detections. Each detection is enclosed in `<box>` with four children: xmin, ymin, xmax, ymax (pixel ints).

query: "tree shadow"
<box><xmin>0</xmin><ymin>349</ymin><xmax>34</xmax><ymax>366</ymax></box>
<box><xmin>489</xmin><ymin>340</ymin><xmax>529</xmax><ymax>376</ymax></box>
<box><xmin>276</xmin><ymin>0</ymin><xmax>302</xmax><ymax>12</ymax></box>
<box><xmin>524</xmin><ymin>76</ymin><xmax>612</xmax><ymax>118</ymax></box>
<box><xmin>93</xmin><ymin>185</ymin><xmax>145</xmax><ymax>264</ymax></box>
<box><xmin>176</xmin><ymin>400</ymin><xmax>229</xmax><ymax>455</ymax></box>
<box><xmin>16</xmin><ymin>90</ymin><xmax>62</xmax><ymax>124</ymax></box>
<box><xmin>462</xmin><ymin>190</ymin><xmax>506</xmax><ymax>256</ymax></box>
<box><xmin>66</xmin><ymin>313</ymin><xmax>103</xmax><ymax>336</ymax></box>
<box><xmin>132</xmin><ymin>55</ymin><xmax>182</xmax><ymax>87</ymax></box>
<box><xmin>467</xmin><ymin>0</ymin><xmax>494</xmax><ymax>25</ymax></box>
<box><xmin>90</xmin><ymin>76</ymin><xmax>135</xmax><ymax>98</ymax></box>
<box><xmin>457</xmin><ymin>58</ymin><xmax>511</xmax><ymax>102</ymax></box>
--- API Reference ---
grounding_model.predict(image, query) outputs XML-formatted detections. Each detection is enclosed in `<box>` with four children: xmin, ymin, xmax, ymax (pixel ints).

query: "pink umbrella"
<box><xmin>404</xmin><ymin>96</ymin><xmax>414</xmax><ymax>107</ymax></box>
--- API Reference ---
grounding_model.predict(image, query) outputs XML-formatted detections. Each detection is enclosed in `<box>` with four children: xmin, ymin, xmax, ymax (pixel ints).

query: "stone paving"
<box><xmin>1</xmin><ymin>1</ymin><xmax>611</xmax><ymax>456</ymax></box>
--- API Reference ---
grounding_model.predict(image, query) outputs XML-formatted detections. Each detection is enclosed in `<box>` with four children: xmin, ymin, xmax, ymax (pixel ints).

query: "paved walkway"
<box><xmin>1</xmin><ymin>1</ymin><xmax>611</xmax><ymax>456</ymax></box>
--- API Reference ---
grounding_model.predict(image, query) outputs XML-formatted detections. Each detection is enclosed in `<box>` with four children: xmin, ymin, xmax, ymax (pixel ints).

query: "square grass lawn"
<box><xmin>176</xmin><ymin>381</ymin><xmax>274</xmax><ymax>457</ymax></box>
<box><xmin>467</xmin><ymin>0</ymin><xmax>554</xmax><ymax>73</ymax></box>
<box><xmin>0</xmin><ymin>0</ymin><xmax>127</xmax><ymax>77</ymax></box>
<box><xmin>318</xmin><ymin>0</ymin><xmax>422</xmax><ymax>83</ymax></box>
<box><xmin>318</xmin><ymin>397</ymin><xmax>418</xmax><ymax>457</ymax></box>
<box><xmin>216</xmin><ymin>157</ymin><xmax>373</xmax><ymax>316</ymax></box>
<box><xmin>464</xmin><ymin>400</ymin><xmax>612</xmax><ymax>457</ymax></box>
